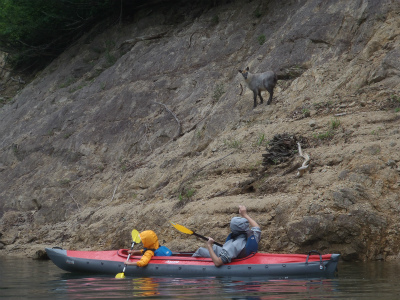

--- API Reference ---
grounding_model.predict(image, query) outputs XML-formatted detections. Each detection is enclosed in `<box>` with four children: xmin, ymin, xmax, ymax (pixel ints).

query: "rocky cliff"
<box><xmin>1</xmin><ymin>0</ymin><xmax>400</xmax><ymax>261</ymax></box>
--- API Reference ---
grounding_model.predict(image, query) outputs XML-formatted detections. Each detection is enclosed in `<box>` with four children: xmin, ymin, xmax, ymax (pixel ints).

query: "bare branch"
<box><xmin>10</xmin><ymin>76</ymin><xmax>25</xmax><ymax>84</ymax></box>
<box><xmin>142</xmin><ymin>124</ymin><xmax>153</xmax><ymax>153</ymax></box>
<box><xmin>67</xmin><ymin>190</ymin><xmax>81</xmax><ymax>211</ymax></box>
<box><xmin>118</xmin><ymin>31</ymin><xmax>168</xmax><ymax>49</ymax></box>
<box><xmin>188</xmin><ymin>31</ymin><xmax>204</xmax><ymax>48</ymax></box>
<box><xmin>153</xmin><ymin>101</ymin><xmax>182</xmax><ymax>139</ymax></box>
<box><xmin>334</xmin><ymin>112</ymin><xmax>348</xmax><ymax>117</ymax></box>
<box><xmin>110</xmin><ymin>175</ymin><xmax>123</xmax><ymax>202</ymax></box>
<box><xmin>296</xmin><ymin>142</ymin><xmax>310</xmax><ymax>177</ymax></box>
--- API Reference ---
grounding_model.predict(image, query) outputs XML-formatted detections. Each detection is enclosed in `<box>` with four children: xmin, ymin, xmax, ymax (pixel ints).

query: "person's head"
<box><xmin>139</xmin><ymin>230</ymin><xmax>160</xmax><ymax>249</ymax></box>
<box><xmin>230</xmin><ymin>217</ymin><xmax>249</xmax><ymax>235</ymax></box>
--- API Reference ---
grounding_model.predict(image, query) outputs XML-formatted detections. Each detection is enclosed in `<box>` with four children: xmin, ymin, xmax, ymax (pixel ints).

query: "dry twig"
<box><xmin>296</xmin><ymin>142</ymin><xmax>310</xmax><ymax>177</ymax></box>
<box><xmin>110</xmin><ymin>175</ymin><xmax>122</xmax><ymax>202</ymax></box>
<box><xmin>10</xmin><ymin>76</ymin><xmax>25</xmax><ymax>84</ymax></box>
<box><xmin>67</xmin><ymin>190</ymin><xmax>81</xmax><ymax>211</ymax></box>
<box><xmin>153</xmin><ymin>101</ymin><xmax>182</xmax><ymax>138</ymax></box>
<box><xmin>118</xmin><ymin>31</ymin><xmax>168</xmax><ymax>49</ymax></box>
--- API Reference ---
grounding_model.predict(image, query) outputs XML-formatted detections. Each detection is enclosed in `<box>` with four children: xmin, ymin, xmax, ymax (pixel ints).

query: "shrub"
<box><xmin>257</xmin><ymin>34</ymin><xmax>266</xmax><ymax>45</ymax></box>
<box><xmin>212</xmin><ymin>83</ymin><xmax>225</xmax><ymax>102</ymax></box>
<box><xmin>0</xmin><ymin>0</ymin><xmax>115</xmax><ymax>71</ymax></box>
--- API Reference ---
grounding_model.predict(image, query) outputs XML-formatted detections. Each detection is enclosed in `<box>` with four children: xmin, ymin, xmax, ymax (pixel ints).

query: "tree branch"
<box><xmin>67</xmin><ymin>190</ymin><xmax>81</xmax><ymax>211</ymax></box>
<box><xmin>296</xmin><ymin>142</ymin><xmax>310</xmax><ymax>177</ymax></box>
<box><xmin>110</xmin><ymin>175</ymin><xmax>123</xmax><ymax>202</ymax></box>
<box><xmin>153</xmin><ymin>101</ymin><xmax>182</xmax><ymax>139</ymax></box>
<box><xmin>118</xmin><ymin>31</ymin><xmax>168</xmax><ymax>49</ymax></box>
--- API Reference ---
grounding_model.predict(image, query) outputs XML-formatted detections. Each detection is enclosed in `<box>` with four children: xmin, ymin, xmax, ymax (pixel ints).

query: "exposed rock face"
<box><xmin>0</xmin><ymin>0</ymin><xmax>400</xmax><ymax>261</ymax></box>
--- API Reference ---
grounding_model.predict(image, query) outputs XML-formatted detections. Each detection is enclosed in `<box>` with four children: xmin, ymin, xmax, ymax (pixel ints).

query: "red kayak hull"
<box><xmin>46</xmin><ymin>248</ymin><xmax>340</xmax><ymax>278</ymax></box>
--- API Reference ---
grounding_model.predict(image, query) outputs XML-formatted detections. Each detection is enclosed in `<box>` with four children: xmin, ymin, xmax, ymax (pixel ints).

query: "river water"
<box><xmin>1</xmin><ymin>256</ymin><xmax>400</xmax><ymax>299</ymax></box>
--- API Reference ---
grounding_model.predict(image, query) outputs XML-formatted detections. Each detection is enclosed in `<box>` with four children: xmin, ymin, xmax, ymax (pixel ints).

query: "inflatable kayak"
<box><xmin>46</xmin><ymin>247</ymin><xmax>340</xmax><ymax>278</ymax></box>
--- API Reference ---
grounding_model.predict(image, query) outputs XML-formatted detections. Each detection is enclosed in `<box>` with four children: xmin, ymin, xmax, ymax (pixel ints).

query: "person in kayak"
<box><xmin>124</xmin><ymin>230</ymin><xmax>171</xmax><ymax>267</ymax></box>
<box><xmin>192</xmin><ymin>205</ymin><xmax>261</xmax><ymax>267</ymax></box>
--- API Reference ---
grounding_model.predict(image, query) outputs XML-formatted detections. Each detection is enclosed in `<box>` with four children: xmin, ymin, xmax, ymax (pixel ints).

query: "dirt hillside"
<box><xmin>1</xmin><ymin>0</ymin><xmax>400</xmax><ymax>261</ymax></box>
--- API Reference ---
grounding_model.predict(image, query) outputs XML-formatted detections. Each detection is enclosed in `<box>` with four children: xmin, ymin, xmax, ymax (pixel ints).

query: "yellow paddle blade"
<box><xmin>131</xmin><ymin>229</ymin><xmax>141</xmax><ymax>243</ymax></box>
<box><xmin>170</xmin><ymin>221</ymin><xmax>193</xmax><ymax>235</ymax></box>
<box><xmin>115</xmin><ymin>272</ymin><xmax>125</xmax><ymax>279</ymax></box>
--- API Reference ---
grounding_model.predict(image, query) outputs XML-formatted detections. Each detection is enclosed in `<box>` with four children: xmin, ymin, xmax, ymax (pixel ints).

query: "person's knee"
<box><xmin>192</xmin><ymin>247</ymin><xmax>210</xmax><ymax>258</ymax></box>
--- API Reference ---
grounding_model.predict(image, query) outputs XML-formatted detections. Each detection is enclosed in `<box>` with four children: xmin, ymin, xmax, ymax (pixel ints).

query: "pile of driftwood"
<box><xmin>262</xmin><ymin>133</ymin><xmax>310</xmax><ymax>177</ymax></box>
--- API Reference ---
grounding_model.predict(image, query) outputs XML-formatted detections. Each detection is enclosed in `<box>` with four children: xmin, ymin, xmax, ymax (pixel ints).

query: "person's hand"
<box><xmin>207</xmin><ymin>237</ymin><xmax>215</xmax><ymax>247</ymax></box>
<box><xmin>239</xmin><ymin>205</ymin><xmax>247</xmax><ymax>217</ymax></box>
<box><xmin>124</xmin><ymin>261</ymin><xmax>135</xmax><ymax>265</ymax></box>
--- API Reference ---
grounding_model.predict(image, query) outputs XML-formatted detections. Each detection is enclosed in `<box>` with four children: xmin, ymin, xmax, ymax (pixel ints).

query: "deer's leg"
<box><xmin>267</xmin><ymin>88</ymin><xmax>273</xmax><ymax>105</ymax></box>
<box><xmin>258</xmin><ymin>91</ymin><xmax>264</xmax><ymax>104</ymax></box>
<box><xmin>253</xmin><ymin>91</ymin><xmax>257</xmax><ymax>108</ymax></box>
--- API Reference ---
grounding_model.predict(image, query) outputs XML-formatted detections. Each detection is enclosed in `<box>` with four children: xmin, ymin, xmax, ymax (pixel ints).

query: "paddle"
<box><xmin>115</xmin><ymin>229</ymin><xmax>141</xmax><ymax>279</ymax></box>
<box><xmin>170</xmin><ymin>221</ymin><xmax>223</xmax><ymax>247</ymax></box>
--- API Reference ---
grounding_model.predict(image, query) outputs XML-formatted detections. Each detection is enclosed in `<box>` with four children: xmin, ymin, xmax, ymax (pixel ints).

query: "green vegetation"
<box><xmin>302</xmin><ymin>108</ymin><xmax>310</xmax><ymax>117</ymax></box>
<box><xmin>255</xmin><ymin>133</ymin><xmax>266</xmax><ymax>146</ymax></box>
<box><xmin>391</xmin><ymin>94</ymin><xmax>400</xmax><ymax>102</ymax></box>
<box><xmin>58</xmin><ymin>179</ymin><xmax>71</xmax><ymax>186</ymax></box>
<box><xmin>178</xmin><ymin>188</ymin><xmax>196</xmax><ymax>202</ymax></box>
<box><xmin>390</xmin><ymin>94</ymin><xmax>400</xmax><ymax>112</ymax></box>
<box><xmin>313</xmin><ymin>118</ymin><xmax>341</xmax><ymax>140</ymax></box>
<box><xmin>0</xmin><ymin>97</ymin><xmax>10</xmax><ymax>105</ymax></box>
<box><xmin>59</xmin><ymin>77</ymin><xmax>76</xmax><ymax>89</ymax></box>
<box><xmin>371</xmin><ymin>127</ymin><xmax>382</xmax><ymax>136</ymax></box>
<box><xmin>211</xmin><ymin>15</ymin><xmax>219</xmax><ymax>26</ymax></box>
<box><xmin>257</xmin><ymin>34</ymin><xmax>266</xmax><ymax>45</ymax></box>
<box><xmin>249</xmin><ymin>160</ymin><xmax>262</xmax><ymax>170</ymax></box>
<box><xmin>63</xmin><ymin>132</ymin><xmax>73</xmax><ymax>139</ymax></box>
<box><xmin>224</xmin><ymin>139</ymin><xmax>242</xmax><ymax>149</ymax></box>
<box><xmin>119</xmin><ymin>157</ymin><xmax>129</xmax><ymax>172</ymax></box>
<box><xmin>11</xmin><ymin>143</ymin><xmax>19</xmax><ymax>156</ymax></box>
<box><xmin>313</xmin><ymin>130</ymin><xmax>334</xmax><ymax>140</ymax></box>
<box><xmin>330</xmin><ymin>118</ymin><xmax>340</xmax><ymax>130</ymax></box>
<box><xmin>105</xmin><ymin>40</ymin><xmax>117</xmax><ymax>66</ymax></box>
<box><xmin>0</xmin><ymin>0</ymin><xmax>116</xmax><ymax>71</ymax></box>
<box><xmin>196</xmin><ymin>130</ymin><xmax>204</xmax><ymax>139</ymax></box>
<box><xmin>253</xmin><ymin>8</ymin><xmax>263</xmax><ymax>18</ymax></box>
<box><xmin>212</xmin><ymin>83</ymin><xmax>225</xmax><ymax>102</ymax></box>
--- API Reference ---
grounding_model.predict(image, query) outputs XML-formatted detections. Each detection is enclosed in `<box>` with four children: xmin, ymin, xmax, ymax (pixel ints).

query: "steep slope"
<box><xmin>0</xmin><ymin>0</ymin><xmax>400</xmax><ymax>261</ymax></box>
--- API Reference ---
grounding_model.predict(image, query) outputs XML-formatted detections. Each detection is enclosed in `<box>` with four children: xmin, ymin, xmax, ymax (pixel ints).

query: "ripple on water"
<box><xmin>2</xmin><ymin>258</ymin><xmax>400</xmax><ymax>299</ymax></box>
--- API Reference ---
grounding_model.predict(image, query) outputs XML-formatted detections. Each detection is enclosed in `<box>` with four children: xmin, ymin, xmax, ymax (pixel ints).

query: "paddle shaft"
<box><xmin>121</xmin><ymin>241</ymin><xmax>135</xmax><ymax>273</ymax></box>
<box><xmin>192</xmin><ymin>232</ymin><xmax>223</xmax><ymax>247</ymax></box>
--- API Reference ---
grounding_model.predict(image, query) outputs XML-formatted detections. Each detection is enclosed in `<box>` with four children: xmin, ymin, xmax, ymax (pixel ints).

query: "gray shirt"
<box><xmin>192</xmin><ymin>226</ymin><xmax>261</xmax><ymax>264</ymax></box>
<box><xmin>218</xmin><ymin>226</ymin><xmax>261</xmax><ymax>264</ymax></box>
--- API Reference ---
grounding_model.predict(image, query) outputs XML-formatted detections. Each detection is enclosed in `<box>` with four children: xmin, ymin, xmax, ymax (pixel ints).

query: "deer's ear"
<box><xmin>238</xmin><ymin>70</ymin><xmax>242</xmax><ymax>73</ymax></box>
<box><xmin>246</xmin><ymin>67</ymin><xmax>249</xmax><ymax>71</ymax></box>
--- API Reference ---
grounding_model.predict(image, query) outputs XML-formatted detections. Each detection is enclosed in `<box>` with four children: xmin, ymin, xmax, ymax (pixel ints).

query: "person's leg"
<box><xmin>192</xmin><ymin>247</ymin><xmax>210</xmax><ymax>257</ymax></box>
<box><xmin>192</xmin><ymin>245</ymin><xmax>222</xmax><ymax>257</ymax></box>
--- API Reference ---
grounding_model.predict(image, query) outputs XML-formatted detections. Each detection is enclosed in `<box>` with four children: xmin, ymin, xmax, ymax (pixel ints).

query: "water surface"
<box><xmin>1</xmin><ymin>256</ymin><xmax>400</xmax><ymax>299</ymax></box>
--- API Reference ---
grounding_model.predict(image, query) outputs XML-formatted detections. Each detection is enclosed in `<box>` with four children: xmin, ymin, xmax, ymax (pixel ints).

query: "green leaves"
<box><xmin>0</xmin><ymin>0</ymin><xmax>113</xmax><ymax>70</ymax></box>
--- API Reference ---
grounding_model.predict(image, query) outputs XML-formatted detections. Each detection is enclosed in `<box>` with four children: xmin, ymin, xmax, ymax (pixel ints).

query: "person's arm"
<box><xmin>206</xmin><ymin>238</ymin><xmax>224</xmax><ymax>267</ymax></box>
<box><xmin>239</xmin><ymin>205</ymin><xmax>259</xmax><ymax>228</ymax></box>
<box><xmin>125</xmin><ymin>250</ymin><xmax>143</xmax><ymax>265</ymax></box>
<box><xmin>136</xmin><ymin>250</ymin><xmax>154</xmax><ymax>267</ymax></box>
